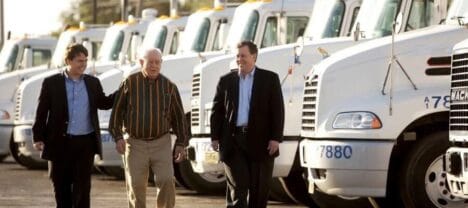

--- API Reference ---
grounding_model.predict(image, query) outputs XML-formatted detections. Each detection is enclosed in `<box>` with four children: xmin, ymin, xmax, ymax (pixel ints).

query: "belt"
<box><xmin>134</xmin><ymin>132</ymin><xmax>169</xmax><ymax>141</ymax></box>
<box><xmin>235</xmin><ymin>126</ymin><xmax>248</xmax><ymax>134</ymax></box>
<box><xmin>66</xmin><ymin>132</ymin><xmax>95</xmax><ymax>139</ymax></box>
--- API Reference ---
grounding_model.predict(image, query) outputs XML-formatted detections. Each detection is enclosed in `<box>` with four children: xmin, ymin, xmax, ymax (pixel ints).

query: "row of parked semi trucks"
<box><xmin>2</xmin><ymin>0</ymin><xmax>468</xmax><ymax>207</ymax></box>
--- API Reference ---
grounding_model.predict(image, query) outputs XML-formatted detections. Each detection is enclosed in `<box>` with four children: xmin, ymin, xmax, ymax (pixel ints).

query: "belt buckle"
<box><xmin>240</xmin><ymin>126</ymin><xmax>248</xmax><ymax>134</ymax></box>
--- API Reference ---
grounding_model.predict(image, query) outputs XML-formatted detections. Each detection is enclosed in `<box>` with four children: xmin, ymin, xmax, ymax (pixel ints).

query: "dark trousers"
<box><xmin>49</xmin><ymin>134</ymin><xmax>95</xmax><ymax>208</ymax></box>
<box><xmin>223</xmin><ymin>133</ymin><xmax>274</xmax><ymax>208</ymax></box>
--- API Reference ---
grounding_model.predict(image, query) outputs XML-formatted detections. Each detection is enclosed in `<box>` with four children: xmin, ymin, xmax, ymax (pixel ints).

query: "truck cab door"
<box><xmin>129</xmin><ymin>32</ymin><xmax>143</xmax><ymax>63</ymax></box>
<box><xmin>18</xmin><ymin>46</ymin><xmax>31</xmax><ymax>70</ymax></box>
<box><xmin>344</xmin><ymin>0</ymin><xmax>362</xmax><ymax>36</ymax></box>
<box><xmin>211</xmin><ymin>18</ymin><xmax>230</xmax><ymax>51</ymax></box>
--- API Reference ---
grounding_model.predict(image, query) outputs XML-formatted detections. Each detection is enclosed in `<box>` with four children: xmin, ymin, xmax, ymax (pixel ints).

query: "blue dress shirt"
<box><xmin>64</xmin><ymin>71</ymin><xmax>94</xmax><ymax>135</ymax></box>
<box><xmin>236</xmin><ymin>67</ymin><xmax>255</xmax><ymax>126</ymax></box>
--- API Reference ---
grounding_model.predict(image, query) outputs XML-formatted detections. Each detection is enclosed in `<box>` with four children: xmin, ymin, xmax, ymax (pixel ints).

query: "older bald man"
<box><xmin>109</xmin><ymin>47</ymin><xmax>189</xmax><ymax>208</ymax></box>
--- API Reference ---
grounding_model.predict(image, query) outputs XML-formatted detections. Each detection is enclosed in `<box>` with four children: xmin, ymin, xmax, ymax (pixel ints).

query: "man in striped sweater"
<box><xmin>109</xmin><ymin>47</ymin><xmax>188</xmax><ymax>208</ymax></box>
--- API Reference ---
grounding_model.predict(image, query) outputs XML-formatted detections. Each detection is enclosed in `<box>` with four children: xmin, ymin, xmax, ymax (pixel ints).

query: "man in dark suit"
<box><xmin>32</xmin><ymin>44</ymin><xmax>114</xmax><ymax>208</ymax></box>
<box><xmin>211</xmin><ymin>41</ymin><xmax>285</xmax><ymax>208</ymax></box>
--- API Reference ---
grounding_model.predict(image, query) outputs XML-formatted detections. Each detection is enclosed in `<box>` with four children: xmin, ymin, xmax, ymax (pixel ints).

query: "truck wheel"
<box><xmin>269</xmin><ymin>177</ymin><xmax>294</xmax><ymax>203</ymax></box>
<box><xmin>100</xmin><ymin>166</ymin><xmax>125</xmax><ymax>180</ymax></box>
<box><xmin>283</xmin><ymin>168</ymin><xmax>372</xmax><ymax>208</ymax></box>
<box><xmin>172</xmin><ymin>114</ymin><xmax>197</xmax><ymax>190</ymax></box>
<box><xmin>177</xmin><ymin>160</ymin><xmax>225</xmax><ymax>194</ymax></box>
<box><xmin>399</xmin><ymin>131</ymin><xmax>467</xmax><ymax>207</ymax></box>
<box><xmin>0</xmin><ymin>154</ymin><xmax>9</xmax><ymax>162</ymax></box>
<box><xmin>9</xmin><ymin>136</ymin><xmax>25</xmax><ymax>166</ymax></box>
<box><xmin>173</xmin><ymin>160</ymin><xmax>194</xmax><ymax>189</ymax></box>
<box><xmin>17</xmin><ymin>154</ymin><xmax>47</xmax><ymax>169</ymax></box>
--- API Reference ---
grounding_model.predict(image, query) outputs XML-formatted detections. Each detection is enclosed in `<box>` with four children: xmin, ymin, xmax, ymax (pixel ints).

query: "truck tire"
<box><xmin>283</xmin><ymin>168</ymin><xmax>372</xmax><ymax>208</ymax></box>
<box><xmin>17</xmin><ymin>154</ymin><xmax>47</xmax><ymax>169</ymax></box>
<box><xmin>399</xmin><ymin>131</ymin><xmax>467</xmax><ymax>207</ymax></box>
<box><xmin>173</xmin><ymin>160</ymin><xmax>194</xmax><ymax>189</ymax></box>
<box><xmin>176</xmin><ymin>159</ymin><xmax>225</xmax><ymax>194</ymax></box>
<box><xmin>269</xmin><ymin>178</ymin><xmax>295</xmax><ymax>203</ymax></box>
<box><xmin>0</xmin><ymin>154</ymin><xmax>9</xmax><ymax>162</ymax></box>
<box><xmin>100</xmin><ymin>166</ymin><xmax>125</xmax><ymax>180</ymax></box>
<box><xmin>9</xmin><ymin>136</ymin><xmax>25</xmax><ymax>166</ymax></box>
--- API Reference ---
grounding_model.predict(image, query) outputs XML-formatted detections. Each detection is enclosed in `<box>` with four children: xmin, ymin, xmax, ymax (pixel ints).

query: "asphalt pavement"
<box><xmin>0</xmin><ymin>157</ymin><xmax>305</xmax><ymax>208</ymax></box>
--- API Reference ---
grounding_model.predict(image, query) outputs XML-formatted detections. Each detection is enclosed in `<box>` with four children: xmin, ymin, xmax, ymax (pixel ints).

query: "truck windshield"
<box><xmin>178</xmin><ymin>16</ymin><xmax>210</xmax><ymax>53</ymax></box>
<box><xmin>305</xmin><ymin>0</ymin><xmax>346</xmax><ymax>39</ymax></box>
<box><xmin>51</xmin><ymin>31</ymin><xmax>74</xmax><ymax>67</ymax></box>
<box><xmin>143</xmin><ymin>24</ymin><xmax>168</xmax><ymax>52</ymax></box>
<box><xmin>191</xmin><ymin>18</ymin><xmax>211</xmax><ymax>52</ymax></box>
<box><xmin>405</xmin><ymin>0</ymin><xmax>438</xmax><ymax>31</ymax></box>
<box><xmin>353</xmin><ymin>0</ymin><xmax>402</xmax><ymax>38</ymax></box>
<box><xmin>225</xmin><ymin>10</ymin><xmax>259</xmax><ymax>51</ymax></box>
<box><xmin>98</xmin><ymin>29</ymin><xmax>124</xmax><ymax>62</ymax></box>
<box><xmin>446</xmin><ymin>0</ymin><xmax>468</xmax><ymax>25</ymax></box>
<box><xmin>0</xmin><ymin>42</ymin><xmax>19</xmax><ymax>73</ymax></box>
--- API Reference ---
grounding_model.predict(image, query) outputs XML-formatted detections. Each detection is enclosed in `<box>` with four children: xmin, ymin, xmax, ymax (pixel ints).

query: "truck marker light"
<box><xmin>371</xmin><ymin>117</ymin><xmax>382</xmax><ymax>129</ymax></box>
<box><xmin>0</xmin><ymin>110</ymin><xmax>10</xmax><ymax>120</ymax></box>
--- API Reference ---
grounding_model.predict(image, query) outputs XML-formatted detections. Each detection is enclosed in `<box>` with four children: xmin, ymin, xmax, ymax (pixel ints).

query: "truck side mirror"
<box><xmin>118</xmin><ymin>52</ymin><xmax>127</xmax><ymax>66</ymax></box>
<box><xmin>294</xmin><ymin>36</ymin><xmax>304</xmax><ymax>64</ymax></box>
<box><xmin>394</xmin><ymin>13</ymin><xmax>403</xmax><ymax>33</ymax></box>
<box><xmin>353</xmin><ymin>22</ymin><xmax>361</xmax><ymax>42</ymax></box>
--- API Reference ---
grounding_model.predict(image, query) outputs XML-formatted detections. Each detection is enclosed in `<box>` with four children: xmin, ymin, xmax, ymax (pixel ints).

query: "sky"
<box><xmin>4</xmin><ymin>0</ymin><xmax>72</xmax><ymax>38</ymax></box>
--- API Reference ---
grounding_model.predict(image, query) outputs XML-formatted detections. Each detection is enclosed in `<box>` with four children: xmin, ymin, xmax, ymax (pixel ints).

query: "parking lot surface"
<box><xmin>0</xmin><ymin>157</ymin><xmax>305</xmax><ymax>208</ymax></box>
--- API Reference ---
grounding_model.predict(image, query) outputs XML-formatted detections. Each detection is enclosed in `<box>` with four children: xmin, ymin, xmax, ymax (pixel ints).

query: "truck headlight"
<box><xmin>0</xmin><ymin>110</ymin><xmax>10</xmax><ymax>120</ymax></box>
<box><xmin>332</xmin><ymin>112</ymin><xmax>382</xmax><ymax>129</ymax></box>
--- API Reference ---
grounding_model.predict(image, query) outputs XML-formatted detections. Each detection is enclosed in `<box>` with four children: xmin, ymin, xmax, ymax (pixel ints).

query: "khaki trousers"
<box><xmin>123</xmin><ymin>134</ymin><xmax>175</xmax><ymax>208</ymax></box>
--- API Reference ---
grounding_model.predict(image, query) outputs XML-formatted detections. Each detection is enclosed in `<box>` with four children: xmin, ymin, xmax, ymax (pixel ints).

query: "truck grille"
<box><xmin>192</xmin><ymin>73</ymin><xmax>200</xmax><ymax>97</ymax></box>
<box><xmin>14</xmin><ymin>89</ymin><xmax>22</xmax><ymax>121</ymax></box>
<box><xmin>301</xmin><ymin>76</ymin><xmax>318</xmax><ymax>131</ymax></box>
<box><xmin>450</xmin><ymin>52</ymin><xmax>468</xmax><ymax>131</ymax></box>
<box><xmin>191</xmin><ymin>108</ymin><xmax>200</xmax><ymax>126</ymax></box>
<box><xmin>191</xmin><ymin>73</ymin><xmax>201</xmax><ymax>127</ymax></box>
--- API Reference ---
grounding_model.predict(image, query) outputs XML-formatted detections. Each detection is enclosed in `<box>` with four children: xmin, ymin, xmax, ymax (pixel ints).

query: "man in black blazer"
<box><xmin>33</xmin><ymin>44</ymin><xmax>114</xmax><ymax>208</ymax></box>
<box><xmin>211</xmin><ymin>41</ymin><xmax>285</xmax><ymax>208</ymax></box>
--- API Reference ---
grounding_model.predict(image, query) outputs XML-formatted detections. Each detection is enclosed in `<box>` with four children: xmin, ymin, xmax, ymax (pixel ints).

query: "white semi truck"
<box><xmin>0</xmin><ymin>27</ymin><xmax>107</xmax><ymax>163</ymax></box>
<box><xmin>93</xmin><ymin>3</ymin><xmax>236</xmax><ymax>181</ymax></box>
<box><xmin>11</xmin><ymin>10</ymin><xmax>157</xmax><ymax>169</ymax></box>
<box><xmin>188</xmin><ymin>0</ymin><xmax>448</xmax><ymax>206</ymax></box>
<box><xmin>445</xmin><ymin>40</ymin><xmax>468</xmax><ymax>198</ymax></box>
<box><xmin>142</xmin><ymin>15</ymin><xmax>187</xmax><ymax>56</ymax></box>
<box><xmin>95</xmin><ymin>0</ymin><xmax>314</xmax><ymax>196</ymax></box>
<box><xmin>299</xmin><ymin>0</ymin><xmax>468</xmax><ymax>206</ymax></box>
<box><xmin>0</xmin><ymin>36</ymin><xmax>56</xmax><ymax>74</ymax></box>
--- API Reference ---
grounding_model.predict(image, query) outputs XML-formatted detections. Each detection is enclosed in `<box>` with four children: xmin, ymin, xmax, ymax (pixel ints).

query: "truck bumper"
<box><xmin>299</xmin><ymin>139</ymin><xmax>394</xmax><ymax>197</ymax></box>
<box><xmin>94</xmin><ymin>130</ymin><xmax>123</xmax><ymax>167</ymax></box>
<box><xmin>446</xmin><ymin>147</ymin><xmax>468</xmax><ymax>198</ymax></box>
<box><xmin>189</xmin><ymin>137</ymin><xmax>299</xmax><ymax>177</ymax></box>
<box><xmin>13</xmin><ymin>125</ymin><xmax>42</xmax><ymax>160</ymax></box>
<box><xmin>95</xmin><ymin>130</ymin><xmax>178</xmax><ymax>167</ymax></box>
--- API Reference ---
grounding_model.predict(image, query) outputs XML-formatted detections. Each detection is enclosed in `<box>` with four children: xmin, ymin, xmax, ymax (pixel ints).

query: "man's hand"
<box><xmin>33</xmin><ymin>142</ymin><xmax>44</xmax><ymax>151</ymax></box>
<box><xmin>267</xmin><ymin>140</ymin><xmax>279</xmax><ymax>156</ymax></box>
<box><xmin>211</xmin><ymin>140</ymin><xmax>219</xmax><ymax>152</ymax></box>
<box><xmin>174</xmin><ymin>145</ymin><xmax>186</xmax><ymax>163</ymax></box>
<box><xmin>115</xmin><ymin>139</ymin><xmax>126</xmax><ymax>154</ymax></box>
